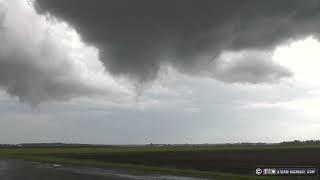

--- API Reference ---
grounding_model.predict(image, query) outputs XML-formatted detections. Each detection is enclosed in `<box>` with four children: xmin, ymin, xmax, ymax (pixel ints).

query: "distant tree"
<box><xmin>280</xmin><ymin>140</ymin><xmax>320</xmax><ymax>145</ymax></box>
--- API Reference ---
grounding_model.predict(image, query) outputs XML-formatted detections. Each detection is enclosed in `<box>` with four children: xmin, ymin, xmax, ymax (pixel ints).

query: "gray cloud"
<box><xmin>0</xmin><ymin>0</ymin><xmax>130</xmax><ymax>105</ymax></box>
<box><xmin>33</xmin><ymin>0</ymin><xmax>319</xmax><ymax>83</ymax></box>
<box><xmin>0</xmin><ymin>56</ymin><xmax>107</xmax><ymax>106</ymax></box>
<box><xmin>212</xmin><ymin>51</ymin><xmax>292</xmax><ymax>84</ymax></box>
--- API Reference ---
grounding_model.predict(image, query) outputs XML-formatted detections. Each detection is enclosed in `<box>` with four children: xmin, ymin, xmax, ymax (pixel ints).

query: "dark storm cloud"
<box><xmin>34</xmin><ymin>0</ymin><xmax>319</xmax><ymax>83</ymax></box>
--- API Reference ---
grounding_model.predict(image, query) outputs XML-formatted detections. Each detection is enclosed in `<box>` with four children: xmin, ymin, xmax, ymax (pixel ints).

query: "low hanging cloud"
<box><xmin>33</xmin><ymin>0</ymin><xmax>320</xmax><ymax>83</ymax></box>
<box><xmin>1</xmin><ymin>0</ymin><xmax>319</xmax><ymax>105</ymax></box>
<box><xmin>0</xmin><ymin>0</ymin><xmax>131</xmax><ymax>106</ymax></box>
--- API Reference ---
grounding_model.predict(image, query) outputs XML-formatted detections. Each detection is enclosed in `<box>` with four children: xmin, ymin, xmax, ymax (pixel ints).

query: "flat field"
<box><xmin>1</xmin><ymin>144</ymin><xmax>320</xmax><ymax>179</ymax></box>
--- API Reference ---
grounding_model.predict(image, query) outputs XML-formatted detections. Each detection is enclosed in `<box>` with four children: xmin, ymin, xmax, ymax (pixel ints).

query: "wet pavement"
<box><xmin>0</xmin><ymin>159</ymin><xmax>206</xmax><ymax>180</ymax></box>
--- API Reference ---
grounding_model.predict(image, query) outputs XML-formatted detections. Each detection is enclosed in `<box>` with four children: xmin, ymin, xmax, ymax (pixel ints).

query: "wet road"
<box><xmin>0</xmin><ymin>159</ymin><xmax>205</xmax><ymax>180</ymax></box>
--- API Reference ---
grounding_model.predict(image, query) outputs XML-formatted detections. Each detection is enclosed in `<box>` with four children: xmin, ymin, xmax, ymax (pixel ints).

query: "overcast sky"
<box><xmin>0</xmin><ymin>0</ymin><xmax>320</xmax><ymax>144</ymax></box>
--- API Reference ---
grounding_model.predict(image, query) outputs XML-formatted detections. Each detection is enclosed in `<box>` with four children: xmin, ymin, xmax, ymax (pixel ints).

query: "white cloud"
<box><xmin>274</xmin><ymin>36</ymin><xmax>320</xmax><ymax>84</ymax></box>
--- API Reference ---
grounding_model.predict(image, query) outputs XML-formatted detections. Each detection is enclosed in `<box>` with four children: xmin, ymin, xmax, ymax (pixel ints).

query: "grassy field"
<box><xmin>1</xmin><ymin>144</ymin><xmax>320</xmax><ymax>179</ymax></box>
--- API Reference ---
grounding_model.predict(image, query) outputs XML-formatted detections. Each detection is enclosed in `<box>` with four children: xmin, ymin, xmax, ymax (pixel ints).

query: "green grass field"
<box><xmin>1</xmin><ymin>144</ymin><xmax>320</xmax><ymax>180</ymax></box>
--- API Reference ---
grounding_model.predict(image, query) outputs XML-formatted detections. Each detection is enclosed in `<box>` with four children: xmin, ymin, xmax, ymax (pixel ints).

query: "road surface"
<box><xmin>0</xmin><ymin>159</ymin><xmax>205</xmax><ymax>180</ymax></box>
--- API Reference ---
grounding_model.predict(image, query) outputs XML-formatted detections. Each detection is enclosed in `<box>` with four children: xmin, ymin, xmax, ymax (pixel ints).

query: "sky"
<box><xmin>0</xmin><ymin>0</ymin><xmax>320</xmax><ymax>144</ymax></box>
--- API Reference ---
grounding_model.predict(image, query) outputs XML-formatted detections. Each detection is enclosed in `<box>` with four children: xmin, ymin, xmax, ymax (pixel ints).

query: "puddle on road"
<box><xmin>0</xmin><ymin>159</ymin><xmax>207</xmax><ymax>180</ymax></box>
<box><xmin>44</xmin><ymin>163</ymin><xmax>207</xmax><ymax>180</ymax></box>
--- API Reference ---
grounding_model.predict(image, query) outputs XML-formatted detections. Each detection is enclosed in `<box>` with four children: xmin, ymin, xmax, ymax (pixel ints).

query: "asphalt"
<box><xmin>0</xmin><ymin>159</ymin><xmax>205</xmax><ymax>180</ymax></box>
